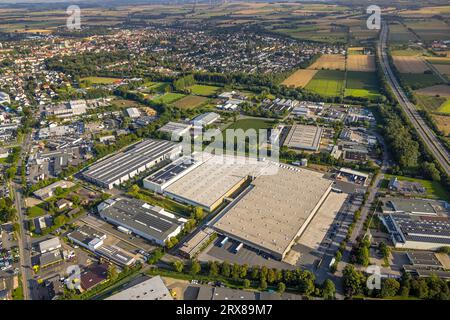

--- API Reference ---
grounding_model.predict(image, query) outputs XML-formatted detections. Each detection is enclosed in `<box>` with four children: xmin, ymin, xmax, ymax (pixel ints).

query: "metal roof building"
<box><xmin>82</xmin><ymin>139</ymin><xmax>181</xmax><ymax>189</ymax></box>
<box><xmin>38</xmin><ymin>237</ymin><xmax>62</xmax><ymax>254</ymax></box>
<box><xmin>283</xmin><ymin>124</ymin><xmax>323</xmax><ymax>151</ymax></box>
<box><xmin>212</xmin><ymin>164</ymin><xmax>333</xmax><ymax>260</ymax></box>
<box><xmin>98</xmin><ymin>197</ymin><xmax>187</xmax><ymax>245</ymax></box>
<box><xmin>106</xmin><ymin>276</ymin><xmax>173</xmax><ymax>300</ymax></box>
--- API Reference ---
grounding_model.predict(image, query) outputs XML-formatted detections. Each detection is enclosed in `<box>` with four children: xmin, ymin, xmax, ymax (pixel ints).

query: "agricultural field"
<box><xmin>80</xmin><ymin>77</ymin><xmax>122</xmax><ymax>85</ymax></box>
<box><xmin>433</xmin><ymin>115</ymin><xmax>450</xmax><ymax>136</ymax></box>
<box><xmin>281</xmin><ymin>69</ymin><xmax>318</xmax><ymax>88</ymax></box>
<box><xmin>414</xmin><ymin>94</ymin><xmax>447</xmax><ymax>112</ymax></box>
<box><xmin>425</xmin><ymin>57</ymin><xmax>450</xmax><ymax>76</ymax></box>
<box><xmin>345</xmin><ymin>72</ymin><xmax>380</xmax><ymax>99</ymax></box>
<box><xmin>151</xmin><ymin>92</ymin><xmax>185</xmax><ymax>105</ymax></box>
<box><xmin>415</xmin><ymin>84</ymin><xmax>450</xmax><ymax>98</ymax></box>
<box><xmin>172</xmin><ymin>95</ymin><xmax>209</xmax><ymax>109</ymax></box>
<box><xmin>404</xmin><ymin>19</ymin><xmax>450</xmax><ymax>43</ymax></box>
<box><xmin>347</xmin><ymin>47</ymin><xmax>364</xmax><ymax>55</ymax></box>
<box><xmin>388</xmin><ymin>23</ymin><xmax>416</xmax><ymax>43</ymax></box>
<box><xmin>346</xmin><ymin>55</ymin><xmax>376</xmax><ymax>72</ymax></box>
<box><xmin>305</xmin><ymin>70</ymin><xmax>345</xmax><ymax>97</ymax></box>
<box><xmin>308</xmin><ymin>54</ymin><xmax>346</xmax><ymax>71</ymax></box>
<box><xmin>399</xmin><ymin>6</ymin><xmax>450</xmax><ymax>17</ymax></box>
<box><xmin>188</xmin><ymin>84</ymin><xmax>220</xmax><ymax>96</ymax></box>
<box><xmin>392</xmin><ymin>56</ymin><xmax>430</xmax><ymax>74</ymax></box>
<box><xmin>437</xmin><ymin>99</ymin><xmax>450</xmax><ymax>114</ymax></box>
<box><xmin>390</xmin><ymin>48</ymin><xmax>425</xmax><ymax>56</ymax></box>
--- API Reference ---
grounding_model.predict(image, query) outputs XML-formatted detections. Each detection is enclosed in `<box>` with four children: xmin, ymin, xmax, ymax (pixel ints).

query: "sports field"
<box><xmin>188</xmin><ymin>84</ymin><xmax>220</xmax><ymax>96</ymax></box>
<box><xmin>282</xmin><ymin>69</ymin><xmax>318</xmax><ymax>88</ymax></box>
<box><xmin>305</xmin><ymin>70</ymin><xmax>345</xmax><ymax>97</ymax></box>
<box><xmin>172</xmin><ymin>95</ymin><xmax>208</xmax><ymax>109</ymax></box>
<box><xmin>226</xmin><ymin>118</ymin><xmax>274</xmax><ymax>131</ymax></box>
<box><xmin>393</xmin><ymin>56</ymin><xmax>430</xmax><ymax>73</ymax></box>
<box><xmin>347</xmin><ymin>55</ymin><xmax>376</xmax><ymax>72</ymax></box>
<box><xmin>345</xmin><ymin>72</ymin><xmax>380</xmax><ymax>99</ymax></box>
<box><xmin>308</xmin><ymin>54</ymin><xmax>346</xmax><ymax>71</ymax></box>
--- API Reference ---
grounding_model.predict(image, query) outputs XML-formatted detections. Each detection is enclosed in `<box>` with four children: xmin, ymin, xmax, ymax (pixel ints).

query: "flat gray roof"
<box><xmin>106</xmin><ymin>276</ymin><xmax>172</xmax><ymax>300</ymax></box>
<box><xmin>83</xmin><ymin>139</ymin><xmax>179</xmax><ymax>186</ymax></box>
<box><xmin>213</xmin><ymin>165</ymin><xmax>332</xmax><ymax>257</ymax></box>
<box><xmin>164</xmin><ymin>154</ymin><xmax>271</xmax><ymax>210</ymax></box>
<box><xmin>99</xmin><ymin>197</ymin><xmax>184</xmax><ymax>242</ymax></box>
<box><xmin>284</xmin><ymin>124</ymin><xmax>323</xmax><ymax>151</ymax></box>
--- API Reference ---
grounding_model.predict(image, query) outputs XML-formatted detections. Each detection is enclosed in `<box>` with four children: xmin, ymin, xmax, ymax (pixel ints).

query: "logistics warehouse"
<box><xmin>97</xmin><ymin>197</ymin><xmax>187</xmax><ymax>245</ymax></box>
<box><xmin>82</xmin><ymin>139</ymin><xmax>181</xmax><ymax>189</ymax></box>
<box><xmin>211</xmin><ymin>164</ymin><xmax>333</xmax><ymax>261</ymax></box>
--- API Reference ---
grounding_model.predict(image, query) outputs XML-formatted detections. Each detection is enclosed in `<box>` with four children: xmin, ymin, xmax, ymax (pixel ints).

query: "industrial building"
<box><xmin>97</xmin><ymin>197</ymin><xmax>187</xmax><ymax>245</ymax></box>
<box><xmin>191</xmin><ymin>112</ymin><xmax>220</xmax><ymax>127</ymax></box>
<box><xmin>142</xmin><ymin>156</ymin><xmax>201</xmax><ymax>193</ymax></box>
<box><xmin>67</xmin><ymin>225</ymin><xmax>107</xmax><ymax>251</ymax></box>
<box><xmin>381</xmin><ymin>213</ymin><xmax>450</xmax><ymax>250</ymax></box>
<box><xmin>283</xmin><ymin>124</ymin><xmax>323</xmax><ymax>151</ymax></box>
<box><xmin>163</xmin><ymin>155</ymin><xmax>269</xmax><ymax>212</ymax></box>
<box><xmin>106</xmin><ymin>276</ymin><xmax>173</xmax><ymax>300</ymax></box>
<box><xmin>33</xmin><ymin>180</ymin><xmax>75</xmax><ymax>200</ymax></box>
<box><xmin>179</xmin><ymin>228</ymin><xmax>215</xmax><ymax>259</ymax></box>
<box><xmin>38</xmin><ymin>237</ymin><xmax>61</xmax><ymax>254</ymax></box>
<box><xmin>44</xmin><ymin>100</ymin><xmax>87</xmax><ymax>119</ymax></box>
<box><xmin>381</xmin><ymin>197</ymin><xmax>449</xmax><ymax>216</ymax></box>
<box><xmin>82</xmin><ymin>139</ymin><xmax>181</xmax><ymax>189</ymax></box>
<box><xmin>158</xmin><ymin>121</ymin><xmax>192</xmax><ymax>139</ymax></box>
<box><xmin>212</xmin><ymin>164</ymin><xmax>333</xmax><ymax>260</ymax></box>
<box><xmin>126</xmin><ymin>107</ymin><xmax>141</xmax><ymax>118</ymax></box>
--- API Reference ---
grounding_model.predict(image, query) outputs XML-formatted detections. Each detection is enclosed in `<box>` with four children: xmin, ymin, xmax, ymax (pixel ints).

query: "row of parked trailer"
<box><xmin>218</xmin><ymin>236</ymin><xmax>243</xmax><ymax>254</ymax></box>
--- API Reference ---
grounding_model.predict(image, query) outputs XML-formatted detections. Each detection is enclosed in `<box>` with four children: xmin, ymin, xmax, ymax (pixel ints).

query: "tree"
<box><xmin>322</xmin><ymin>279</ymin><xmax>336</xmax><ymax>300</ymax></box>
<box><xmin>411</xmin><ymin>279</ymin><xmax>429</xmax><ymax>299</ymax></box>
<box><xmin>260</xmin><ymin>278</ymin><xmax>267</xmax><ymax>291</ymax></box>
<box><xmin>107</xmin><ymin>265</ymin><xmax>118</xmax><ymax>281</ymax></box>
<box><xmin>267</xmin><ymin>269</ymin><xmax>276</xmax><ymax>284</ymax></box>
<box><xmin>192</xmin><ymin>207</ymin><xmax>204</xmax><ymax>221</ymax></box>
<box><xmin>298</xmin><ymin>270</ymin><xmax>315</xmax><ymax>296</ymax></box>
<box><xmin>251</xmin><ymin>266</ymin><xmax>260</xmax><ymax>280</ymax></box>
<box><xmin>190</xmin><ymin>260</ymin><xmax>201</xmax><ymax>275</ymax></box>
<box><xmin>208</xmin><ymin>261</ymin><xmax>219</xmax><ymax>277</ymax></box>
<box><xmin>239</xmin><ymin>264</ymin><xmax>248</xmax><ymax>279</ymax></box>
<box><xmin>277</xmin><ymin>282</ymin><xmax>286</xmax><ymax>295</ymax></box>
<box><xmin>221</xmin><ymin>261</ymin><xmax>231</xmax><ymax>278</ymax></box>
<box><xmin>381</xmin><ymin>278</ymin><xmax>400</xmax><ymax>297</ymax></box>
<box><xmin>173</xmin><ymin>261</ymin><xmax>184</xmax><ymax>273</ymax></box>
<box><xmin>243</xmin><ymin>279</ymin><xmax>251</xmax><ymax>289</ymax></box>
<box><xmin>343</xmin><ymin>265</ymin><xmax>366</xmax><ymax>297</ymax></box>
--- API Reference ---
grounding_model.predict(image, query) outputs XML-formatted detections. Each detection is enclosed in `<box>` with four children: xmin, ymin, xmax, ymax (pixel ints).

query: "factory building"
<box><xmin>82</xmin><ymin>139</ymin><xmax>181</xmax><ymax>189</ymax></box>
<box><xmin>283</xmin><ymin>124</ymin><xmax>323</xmax><ymax>151</ymax></box>
<box><xmin>380</xmin><ymin>213</ymin><xmax>450</xmax><ymax>250</ymax></box>
<box><xmin>97</xmin><ymin>197</ymin><xmax>187</xmax><ymax>246</ymax></box>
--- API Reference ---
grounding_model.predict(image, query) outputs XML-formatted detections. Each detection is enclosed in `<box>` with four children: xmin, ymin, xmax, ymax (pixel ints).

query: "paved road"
<box><xmin>378</xmin><ymin>22</ymin><xmax>450</xmax><ymax>176</ymax></box>
<box><xmin>13</xmin><ymin>132</ymin><xmax>34</xmax><ymax>300</ymax></box>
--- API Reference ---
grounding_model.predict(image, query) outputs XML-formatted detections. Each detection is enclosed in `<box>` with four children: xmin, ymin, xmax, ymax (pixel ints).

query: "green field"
<box><xmin>400</xmin><ymin>73</ymin><xmax>443</xmax><ymax>90</ymax></box>
<box><xmin>172</xmin><ymin>95</ymin><xmax>208</xmax><ymax>109</ymax></box>
<box><xmin>437</xmin><ymin>99</ymin><xmax>450</xmax><ymax>114</ymax></box>
<box><xmin>383</xmin><ymin>174</ymin><xmax>449</xmax><ymax>201</ymax></box>
<box><xmin>305</xmin><ymin>70</ymin><xmax>345</xmax><ymax>97</ymax></box>
<box><xmin>27</xmin><ymin>205</ymin><xmax>47</xmax><ymax>218</ymax></box>
<box><xmin>226</xmin><ymin>118</ymin><xmax>274</xmax><ymax>131</ymax></box>
<box><xmin>151</xmin><ymin>92</ymin><xmax>185</xmax><ymax>104</ymax></box>
<box><xmin>345</xmin><ymin>71</ymin><xmax>381</xmax><ymax>99</ymax></box>
<box><xmin>80</xmin><ymin>77</ymin><xmax>121</xmax><ymax>85</ymax></box>
<box><xmin>414</xmin><ymin>94</ymin><xmax>447</xmax><ymax>112</ymax></box>
<box><xmin>188</xmin><ymin>84</ymin><xmax>220</xmax><ymax>96</ymax></box>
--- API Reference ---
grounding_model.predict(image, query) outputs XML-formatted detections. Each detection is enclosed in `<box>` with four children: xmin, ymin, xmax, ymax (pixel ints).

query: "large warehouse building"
<box><xmin>212</xmin><ymin>164</ymin><xmax>333</xmax><ymax>260</ymax></box>
<box><xmin>82</xmin><ymin>139</ymin><xmax>181</xmax><ymax>189</ymax></box>
<box><xmin>162</xmin><ymin>154</ymin><xmax>270</xmax><ymax>212</ymax></box>
<box><xmin>97</xmin><ymin>197</ymin><xmax>187</xmax><ymax>245</ymax></box>
<box><xmin>283</xmin><ymin>124</ymin><xmax>323</xmax><ymax>151</ymax></box>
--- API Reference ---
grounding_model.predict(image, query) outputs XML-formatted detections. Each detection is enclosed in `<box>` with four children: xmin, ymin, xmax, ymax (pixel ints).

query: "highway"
<box><xmin>378</xmin><ymin>22</ymin><xmax>450</xmax><ymax>176</ymax></box>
